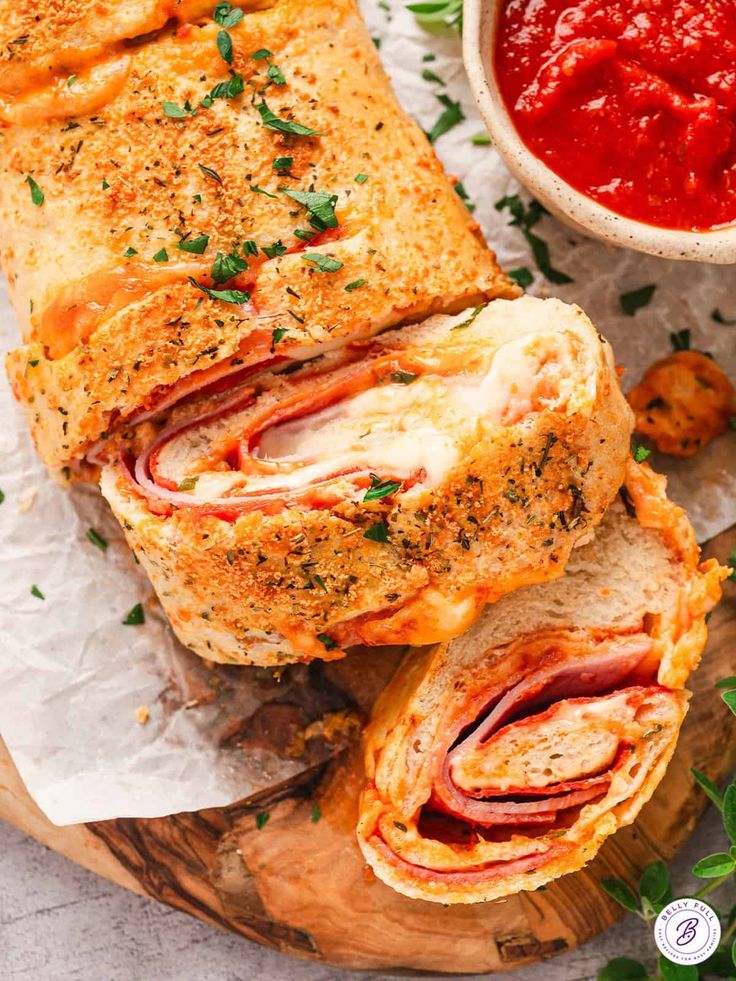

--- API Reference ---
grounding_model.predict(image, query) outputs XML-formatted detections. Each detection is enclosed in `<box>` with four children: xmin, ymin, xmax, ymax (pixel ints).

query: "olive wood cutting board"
<box><xmin>1</xmin><ymin>526</ymin><xmax>734</xmax><ymax>974</ymax></box>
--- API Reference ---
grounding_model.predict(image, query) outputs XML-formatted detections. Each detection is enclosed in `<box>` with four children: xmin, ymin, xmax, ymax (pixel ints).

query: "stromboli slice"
<box><xmin>101</xmin><ymin>295</ymin><xmax>633</xmax><ymax>666</ymax></box>
<box><xmin>357</xmin><ymin>458</ymin><xmax>725</xmax><ymax>904</ymax></box>
<box><xmin>2</xmin><ymin>0</ymin><xmax>511</xmax><ymax>470</ymax></box>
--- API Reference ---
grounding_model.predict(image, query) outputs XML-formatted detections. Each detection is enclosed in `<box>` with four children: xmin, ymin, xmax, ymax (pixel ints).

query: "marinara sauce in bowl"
<box><xmin>464</xmin><ymin>0</ymin><xmax>736</xmax><ymax>261</ymax></box>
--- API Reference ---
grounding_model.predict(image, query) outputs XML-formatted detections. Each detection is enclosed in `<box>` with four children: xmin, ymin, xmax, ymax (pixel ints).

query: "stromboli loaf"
<box><xmin>101</xmin><ymin>295</ymin><xmax>633</xmax><ymax>665</ymax></box>
<box><xmin>357</xmin><ymin>459</ymin><xmax>725</xmax><ymax>904</ymax></box>
<box><xmin>2</xmin><ymin>0</ymin><xmax>511</xmax><ymax>469</ymax></box>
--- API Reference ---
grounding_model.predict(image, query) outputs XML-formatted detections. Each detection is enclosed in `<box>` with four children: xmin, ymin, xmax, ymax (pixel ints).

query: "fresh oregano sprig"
<box><xmin>598</xmin><ymin>677</ymin><xmax>736</xmax><ymax>981</ymax></box>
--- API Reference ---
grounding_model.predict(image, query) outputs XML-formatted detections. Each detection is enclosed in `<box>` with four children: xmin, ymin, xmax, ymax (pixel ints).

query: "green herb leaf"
<box><xmin>86</xmin><ymin>528</ymin><xmax>108</xmax><ymax>552</ymax></box>
<box><xmin>0</xmin><ymin>490</ymin><xmax>4</xmax><ymax>504</ymax></box>
<box><xmin>208</xmin><ymin>74</ymin><xmax>244</xmax><ymax>101</ymax></box>
<box><xmin>620</xmin><ymin>285</ymin><xmax>656</xmax><ymax>317</ymax></box>
<box><xmin>255</xmin><ymin>99</ymin><xmax>322</xmax><ymax>137</ymax></box>
<box><xmin>302</xmin><ymin>253</ymin><xmax>343</xmax><ymax>272</ymax></box>
<box><xmin>724</xmin><ymin>783</ymin><xmax>736</xmax><ymax>841</ymax></box>
<box><xmin>692</xmin><ymin>853</ymin><xmax>735</xmax><ymax>877</ymax></box>
<box><xmin>657</xmin><ymin>955</ymin><xmax>698</xmax><ymax>981</ymax></box>
<box><xmin>508</xmin><ymin>267</ymin><xmax>533</xmax><ymax>289</ymax></box>
<box><xmin>408</xmin><ymin>0</ymin><xmax>463</xmax><ymax>31</ymax></box>
<box><xmin>198</xmin><ymin>163</ymin><xmax>223</xmax><ymax>184</ymax></box>
<box><xmin>251</xmin><ymin>48</ymin><xmax>273</xmax><ymax>60</ymax></box>
<box><xmin>345</xmin><ymin>279</ymin><xmax>368</xmax><ymax>292</ymax></box>
<box><xmin>212</xmin><ymin>250</ymin><xmax>247</xmax><ymax>283</ymax></box>
<box><xmin>310</xmin><ymin>803</ymin><xmax>321</xmax><ymax>823</ymax></box>
<box><xmin>213</xmin><ymin>1</ymin><xmax>244</xmax><ymax>28</ymax></box>
<box><xmin>272</xmin><ymin>327</ymin><xmax>288</xmax><ymax>345</ymax></box>
<box><xmin>638</xmin><ymin>860</ymin><xmax>669</xmax><ymax>904</ymax></box>
<box><xmin>471</xmin><ymin>132</ymin><xmax>492</xmax><ymax>145</ymax></box>
<box><xmin>355</xmin><ymin>173</ymin><xmax>369</xmax><ymax>184</ymax></box>
<box><xmin>267</xmin><ymin>62</ymin><xmax>286</xmax><ymax>86</ymax></box>
<box><xmin>102</xmin><ymin>178</ymin><xmax>110</xmax><ymax>189</ymax></box>
<box><xmin>25</xmin><ymin>175</ymin><xmax>44</xmax><ymax>206</ymax></box>
<box><xmin>262</xmin><ymin>239</ymin><xmax>286</xmax><ymax>258</ymax></box>
<box><xmin>123</xmin><ymin>247</ymin><xmax>138</xmax><ymax>257</ymax></box>
<box><xmin>422</xmin><ymin>68</ymin><xmax>445</xmax><ymax>85</ymax></box>
<box><xmin>123</xmin><ymin>602</ymin><xmax>145</xmax><ymax>625</ymax></box>
<box><xmin>722</xmin><ymin>689</ymin><xmax>736</xmax><ymax>717</ymax></box>
<box><xmin>452</xmin><ymin>303</ymin><xmax>486</xmax><ymax>331</ymax></box>
<box><xmin>691</xmin><ymin>767</ymin><xmax>724</xmax><ymax>810</ymax></box>
<box><xmin>670</xmin><ymin>328</ymin><xmax>691</xmax><ymax>351</ymax></box>
<box><xmin>600</xmin><ymin>878</ymin><xmax>639</xmax><ymax>913</ymax></box>
<box><xmin>426</xmin><ymin>93</ymin><xmax>465</xmax><ymax>143</ymax></box>
<box><xmin>364</xmin><ymin>475</ymin><xmax>402</xmax><ymax>501</ymax></box>
<box><xmin>317</xmin><ymin>632</ymin><xmax>337</xmax><ymax>650</ymax></box>
<box><xmin>280</xmin><ymin>188</ymin><xmax>338</xmax><ymax>231</ymax></box>
<box><xmin>597</xmin><ymin>957</ymin><xmax>648</xmax><ymax>981</ymax></box>
<box><xmin>249</xmin><ymin>183</ymin><xmax>278</xmax><ymax>199</ymax></box>
<box><xmin>272</xmin><ymin>156</ymin><xmax>293</xmax><ymax>171</ymax></box>
<box><xmin>153</xmin><ymin>247</ymin><xmax>169</xmax><ymax>262</ymax></box>
<box><xmin>391</xmin><ymin>370</ymin><xmax>418</xmax><ymax>385</ymax></box>
<box><xmin>633</xmin><ymin>444</ymin><xmax>651</xmax><ymax>463</ymax></box>
<box><xmin>177</xmin><ymin>476</ymin><xmax>199</xmax><ymax>492</ymax></box>
<box><xmin>177</xmin><ymin>234</ymin><xmax>210</xmax><ymax>255</ymax></box>
<box><xmin>716</xmin><ymin>677</ymin><xmax>736</xmax><ymax>689</ymax></box>
<box><xmin>495</xmin><ymin>195</ymin><xmax>573</xmax><ymax>284</ymax></box>
<box><xmin>255</xmin><ymin>811</ymin><xmax>270</xmax><ymax>830</ymax></box>
<box><xmin>217</xmin><ymin>29</ymin><xmax>233</xmax><ymax>63</ymax></box>
<box><xmin>162</xmin><ymin>101</ymin><xmax>197</xmax><ymax>119</ymax></box>
<box><xmin>188</xmin><ymin>277</ymin><xmax>250</xmax><ymax>304</ymax></box>
<box><xmin>67</xmin><ymin>75</ymin><xmax>77</xmax><ymax>88</ymax></box>
<box><xmin>364</xmin><ymin>521</ymin><xmax>390</xmax><ymax>542</ymax></box>
<box><xmin>30</xmin><ymin>584</ymin><xmax>45</xmax><ymax>600</ymax></box>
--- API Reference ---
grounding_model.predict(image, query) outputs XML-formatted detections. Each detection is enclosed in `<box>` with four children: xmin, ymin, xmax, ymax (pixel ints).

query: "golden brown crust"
<box><xmin>100</xmin><ymin>296</ymin><xmax>633</xmax><ymax>666</ymax></box>
<box><xmin>355</xmin><ymin>459</ymin><xmax>725</xmax><ymax>905</ymax></box>
<box><xmin>3</xmin><ymin>0</ymin><xmax>512</xmax><ymax>468</ymax></box>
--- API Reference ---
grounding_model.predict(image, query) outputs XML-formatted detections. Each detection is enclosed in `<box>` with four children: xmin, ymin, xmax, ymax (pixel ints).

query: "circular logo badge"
<box><xmin>654</xmin><ymin>899</ymin><xmax>721</xmax><ymax>966</ymax></box>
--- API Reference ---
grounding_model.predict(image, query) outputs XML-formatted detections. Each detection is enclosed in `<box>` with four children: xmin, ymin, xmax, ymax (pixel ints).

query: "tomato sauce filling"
<box><xmin>495</xmin><ymin>0</ymin><xmax>736</xmax><ymax>230</ymax></box>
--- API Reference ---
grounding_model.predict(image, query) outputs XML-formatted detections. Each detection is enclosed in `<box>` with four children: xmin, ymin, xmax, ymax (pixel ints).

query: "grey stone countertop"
<box><xmin>1</xmin><ymin>805</ymin><xmax>729</xmax><ymax>981</ymax></box>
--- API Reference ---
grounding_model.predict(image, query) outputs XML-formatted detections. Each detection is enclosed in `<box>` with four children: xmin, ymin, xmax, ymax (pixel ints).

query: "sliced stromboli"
<box><xmin>101</xmin><ymin>296</ymin><xmax>633</xmax><ymax>666</ymax></box>
<box><xmin>356</xmin><ymin>459</ymin><xmax>725</xmax><ymax>904</ymax></box>
<box><xmin>2</xmin><ymin>0</ymin><xmax>511</xmax><ymax>470</ymax></box>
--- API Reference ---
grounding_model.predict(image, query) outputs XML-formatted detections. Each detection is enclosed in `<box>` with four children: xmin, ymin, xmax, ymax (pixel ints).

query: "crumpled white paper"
<box><xmin>1</xmin><ymin>0</ymin><xmax>735</xmax><ymax>825</ymax></box>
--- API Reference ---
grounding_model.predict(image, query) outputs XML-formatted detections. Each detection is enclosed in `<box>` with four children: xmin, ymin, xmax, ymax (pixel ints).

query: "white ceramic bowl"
<box><xmin>463</xmin><ymin>0</ymin><xmax>736</xmax><ymax>263</ymax></box>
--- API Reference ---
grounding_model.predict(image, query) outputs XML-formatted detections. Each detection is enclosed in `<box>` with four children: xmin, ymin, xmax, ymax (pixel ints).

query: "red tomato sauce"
<box><xmin>494</xmin><ymin>0</ymin><xmax>736</xmax><ymax>231</ymax></box>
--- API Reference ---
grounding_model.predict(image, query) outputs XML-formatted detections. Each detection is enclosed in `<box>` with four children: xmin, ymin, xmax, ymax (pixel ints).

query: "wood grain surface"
<box><xmin>1</xmin><ymin>527</ymin><xmax>734</xmax><ymax>975</ymax></box>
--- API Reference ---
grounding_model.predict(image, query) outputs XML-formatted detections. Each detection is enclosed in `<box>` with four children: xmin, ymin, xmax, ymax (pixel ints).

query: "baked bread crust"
<box><xmin>356</xmin><ymin>458</ymin><xmax>725</xmax><ymax>904</ymax></box>
<box><xmin>101</xmin><ymin>296</ymin><xmax>633</xmax><ymax>666</ymax></box>
<box><xmin>2</xmin><ymin>0</ymin><xmax>511</xmax><ymax>468</ymax></box>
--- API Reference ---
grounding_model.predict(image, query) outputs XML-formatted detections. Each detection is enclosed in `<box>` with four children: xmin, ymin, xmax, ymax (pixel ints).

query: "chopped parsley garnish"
<box><xmin>426</xmin><ymin>93</ymin><xmax>464</xmax><ymax>144</ymax></box>
<box><xmin>153</xmin><ymin>248</ymin><xmax>169</xmax><ymax>262</ymax></box>
<box><xmin>198</xmin><ymin>163</ymin><xmax>223</xmax><ymax>184</ymax></box>
<box><xmin>266</xmin><ymin>62</ymin><xmax>286</xmax><ymax>86</ymax></box>
<box><xmin>620</xmin><ymin>284</ymin><xmax>656</xmax><ymax>317</ymax></box>
<box><xmin>391</xmin><ymin>370</ymin><xmax>418</xmax><ymax>384</ymax></box>
<box><xmin>251</xmin><ymin>48</ymin><xmax>273</xmax><ymax>60</ymax></box>
<box><xmin>712</xmin><ymin>309</ymin><xmax>736</xmax><ymax>325</ymax></box>
<box><xmin>213</xmin><ymin>1</ymin><xmax>244</xmax><ymax>28</ymax></box>
<box><xmin>302</xmin><ymin>253</ymin><xmax>343</xmax><ymax>272</ymax></box>
<box><xmin>317</xmin><ymin>632</ymin><xmax>337</xmax><ymax>650</ymax></box>
<box><xmin>670</xmin><ymin>328</ymin><xmax>691</xmax><ymax>351</ymax></box>
<box><xmin>193</xmin><ymin>193</ymin><xmax>202</xmax><ymax>203</ymax></box>
<box><xmin>280</xmin><ymin>188</ymin><xmax>338</xmax><ymax>230</ymax></box>
<box><xmin>30</xmin><ymin>584</ymin><xmax>45</xmax><ymax>600</ymax></box>
<box><xmin>255</xmin><ymin>100</ymin><xmax>322</xmax><ymax>137</ymax></box>
<box><xmin>355</xmin><ymin>173</ymin><xmax>369</xmax><ymax>184</ymax></box>
<box><xmin>255</xmin><ymin>811</ymin><xmax>270</xmax><ymax>830</ymax></box>
<box><xmin>188</xmin><ymin>277</ymin><xmax>250</xmax><ymax>304</ymax></box>
<box><xmin>212</xmin><ymin>249</ymin><xmax>247</xmax><ymax>283</ymax></box>
<box><xmin>86</xmin><ymin>528</ymin><xmax>108</xmax><ymax>552</ymax></box>
<box><xmin>0</xmin><ymin>490</ymin><xmax>4</xmax><ymax>504</ymax></box>
<box><xmin>293</xmin><ymin>228</ymin><xmax>317</xmax><ymax>241</ymax></box>
<box><xmin>408</xmin><ymin>0</ymin><xmax>463</xmax><ymax>30</ymax></box>
<box><xmin>123</xmin><ymin>247</ymin><xmax>138</xmax><ymax>257</ymax></box>
<box><xmin>364</xmin><ymin>475</ymin><xmax>402</xmax><ymax>501</ymax></box>
<box><xmin>67</xmin><ymin>75</ymin><xmax>77</xmax><ymax>88</ymax></box>
<box><xmin>272</xmin><ymin>327</ymin><xmax>288</xmax><ymax>346</ymax></box>
<box><xmin>102</xmin><ymin>178</ymin><xmax>110</xmax><ymax>189</ymax></box>
<box><xmin>203</xmin><ymin>74</ymin><xmax>244</xmax><ymax>103</ymax></box>
<box><xmin>495</xmin><ymin>194</ymin><xmax>573</xmax><ymax>285</ymax></box>
<box><xmin>471</xmin><ymin>132</ymin><xmax>491</xmax><ymax>145</ymax></box>
<box><xmin>123</xmin><ymin>603</ymin><xmax>144</xmax><ymax>625</ymax></box>
<box><xmin>25</xmin><ymin>175</ymin><xmax>44</xmax><ymax>206</ymax></box>
<box><xmin>345</xmin><ymin>279</ymin><xmax>367</xmax><ymax>292</ymax></box>
<box><xmin>509</xmin><ymin>267</ymin><xmax>533</xmax><ymax>289</ymax></box>
<box><xmin>243</xmin><ymin>240</ymin><xmax>259</xmax><ymax>256</ymax></box>
<box><xmin>272</xmin><ymin>156</ymin><xmax>293</xmax><ymax>171</ymax></box>
<box><xmin>633</xmin><ymin>444</ymin><xmax>651</xmax><ymax>464</ymax></box>
<box><xmin>177</xmin><ymin>234</ymin><xmax>210</xmax><ymax>255</ymax></box>
<box><xmin>313</xmin><ymin>573</ymin><xmax>328</xmax><ymax>593</ymax></box>
<box><xmin>422</xmin><ymin>53</ymin><xmax>436</xmax><ymax>62</ymax></box>
<box><xmin>162</xmin><ymin>100</ymin><xmax>197</xmax><ymax>119</ymax></box>
<box><xmin>249</xmin><ymin>183</ymin><xmax>278</xmax><ymax>198</ymax></box>
<box><xmin>452</xmin><ymin>303</ymin><xmax>486</xmax><ymax>331</ymax></box>
<box><xmin>177</xmin><ymin>476</ymin><xmax>199</xmax><ymax>491</ymax></box>
<box><xmin>364</xmin><ymin>521</ymin><xmax>390</xmax><ymax>542</ymax></box>
<box><xmin>422</xmin><ymin>68</ymin><xmax>445</xmax><ymax>85</ymax></box>
<box><xmin>217</xmin><ymin>30</ymin><xmax>233</xmax><ymax>64</ymax></box>
<box><xmin>311</xmin><ymin>804</ymin><xmax>321</xmax><ymax>823</ymax></box>
<box><xmin>262</xmin><ymin>240</ymin><xmax>287</xmax><ymax>259</ymax></box>
<box><xmin>454</xmin><ymin>180</ymin><xmax>475</xmax><ymax>212</ymax></box>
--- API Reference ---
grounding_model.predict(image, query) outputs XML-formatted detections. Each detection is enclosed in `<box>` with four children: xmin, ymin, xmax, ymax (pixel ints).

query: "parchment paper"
<box><xmin>0</xmin><ymin>0</ymin><xmax>734</xmax><ymax>825</ymax></box>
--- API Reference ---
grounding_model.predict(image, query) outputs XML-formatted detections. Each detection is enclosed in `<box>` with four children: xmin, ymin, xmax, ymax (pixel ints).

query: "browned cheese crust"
<box><xmin>101</xmin><ymin>296</ymin><xmax>634</xmax><ymax>666</ymax></box>
<box><xmin>2</xmin><ymin>0</ymin><xmax>512</xmax><ymax>468</ymax></box>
